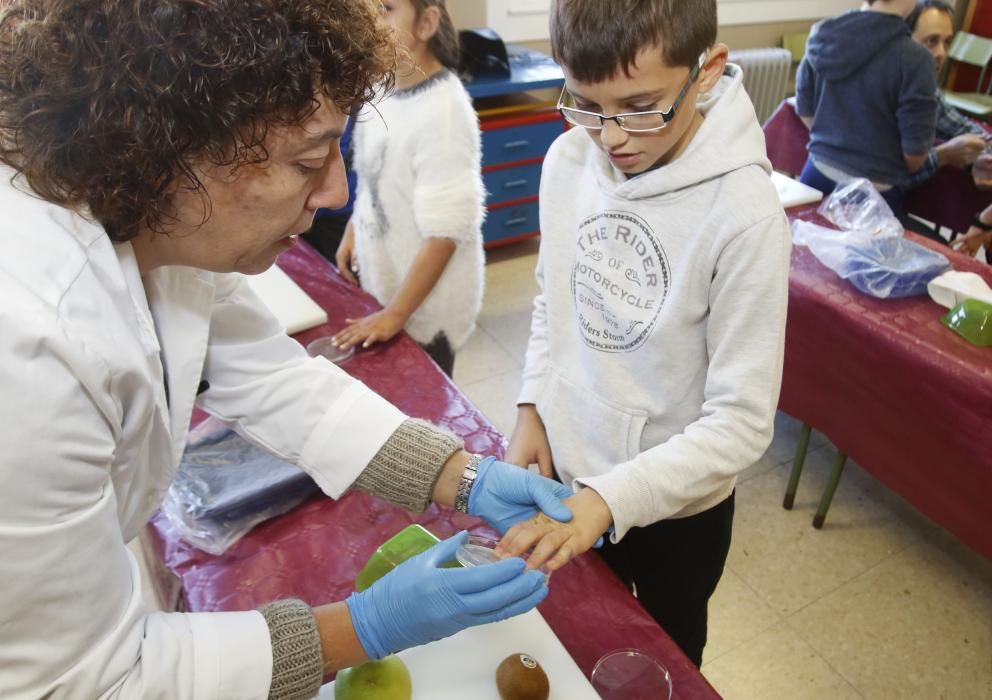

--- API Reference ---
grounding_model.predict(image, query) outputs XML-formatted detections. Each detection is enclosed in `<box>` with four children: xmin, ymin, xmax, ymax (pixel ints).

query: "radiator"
<box><xmin>727</xmin><ymin>48</ymin><xmax>792</xmax><ymax>126</ymax></box>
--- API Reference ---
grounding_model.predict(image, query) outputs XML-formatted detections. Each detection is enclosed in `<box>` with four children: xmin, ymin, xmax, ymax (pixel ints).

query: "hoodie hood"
<box><xmin>591</xmin><ymin>63</ymin><xmax>771</xmax><ymax>201</ymax></box>
<box><xmin>806</xmin><ymin>10</ymin><xmax>911</xmax><ymax>81</ymax></box>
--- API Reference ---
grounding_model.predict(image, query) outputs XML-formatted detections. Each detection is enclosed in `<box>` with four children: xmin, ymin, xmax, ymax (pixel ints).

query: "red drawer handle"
<box><xmin>505</xmin><ymin>217</ymin><xmax>529</xmax><ymax>226</ymax></box>
<box><xmin>504</xmin><ymin>140</ymin><xmax>529</xmax><ymax>149</ymax></box>
<box><xmin>503</xmin><ymin>179</ymin><xmax>529</xmax><ymax>189</ymax></box>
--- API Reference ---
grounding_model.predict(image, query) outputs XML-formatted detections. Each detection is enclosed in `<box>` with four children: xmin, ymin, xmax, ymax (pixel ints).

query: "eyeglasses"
<box><xmin>557</xmin><ymin>53</ymin><xmax>706</xmax><ymax>133</ymax></box>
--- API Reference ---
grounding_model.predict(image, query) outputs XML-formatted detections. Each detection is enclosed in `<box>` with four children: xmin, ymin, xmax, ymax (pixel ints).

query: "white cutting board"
<box><xmin>245</xmin><ymin>265</ymin><xmax>328</xmax><ymax>334</ymax></box>
<box><xmin>319</xmin><ymin>610</ymin><xmax>599</xmax><ymax>699</ymax></box>
<box><xmin>771</xmin><ymin>170</ymin><xmax>824</xmax><ymax>208</ymax></box>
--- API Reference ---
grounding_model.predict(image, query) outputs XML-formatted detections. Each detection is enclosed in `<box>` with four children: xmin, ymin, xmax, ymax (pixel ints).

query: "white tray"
<box><xmin>246</xmin><ymin>264</ymin><xmax>327</xmax><ymax>335</ymax></box>
<box><xmin>771</xmin><ymin>170</ymin><xmax>824</xmax><ymax>209</ymax></box>
<box><xmin>320</xmin><ymin>609</ymin><xmax>599</xmax><ymax>699</ymax></box>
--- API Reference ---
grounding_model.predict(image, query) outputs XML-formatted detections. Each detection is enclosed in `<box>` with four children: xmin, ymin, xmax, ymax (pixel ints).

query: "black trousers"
<box><xmin>597</xmin><ymin>491</ymin><xmax>735</xmax><ymax>667</ymax></box>
<box><xmin>420</xmin><ymin>332</ymin><xmax>454</xmax><ymax>378</ymax></box>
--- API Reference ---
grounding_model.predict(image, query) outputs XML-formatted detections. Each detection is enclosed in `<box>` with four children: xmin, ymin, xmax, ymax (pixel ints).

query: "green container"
<box><xmin>354</xmin><ymin>524</ymin><xmax>460</xmax><ymax>592</ymax></box>
<box><xmin>942</xmin><ymin>298</ymin><xmax>992</xmax><ymax>347</ymax></box>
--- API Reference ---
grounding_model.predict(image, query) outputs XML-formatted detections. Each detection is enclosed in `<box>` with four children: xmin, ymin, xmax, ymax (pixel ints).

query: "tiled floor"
<box><xmin>455</xmin><ymin>240</ymin><xmax>992</xmax><ymax>700</ymax></box>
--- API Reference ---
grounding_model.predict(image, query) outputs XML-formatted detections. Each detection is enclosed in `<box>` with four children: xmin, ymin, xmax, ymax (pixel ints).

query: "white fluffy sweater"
<box><xmin>352</xmin><ymin>70</ymin><xmax>485</xmax><ymax>349</ymax></box>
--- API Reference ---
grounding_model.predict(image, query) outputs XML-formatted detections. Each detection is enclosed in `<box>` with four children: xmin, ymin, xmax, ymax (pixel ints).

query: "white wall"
<box><xmin>448</xmin><ymin>0</ymin><xmax>866</xmax><ymax>41</ymax></box>
<box><xmin>718</xmin><ymin>0</ymin><xmax>860</xmax><ymax>25</ymax></box>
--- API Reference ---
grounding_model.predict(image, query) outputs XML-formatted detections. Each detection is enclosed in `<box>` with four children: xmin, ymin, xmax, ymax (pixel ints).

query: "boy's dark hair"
<box><xmin>550</xmin><ymin>0</ymin><xmax>716</xmax><ymax>82</ymax></box>
<box><xmin>412</xmin><ymin>0</ymin><xmax>460</xmax><ymax>70</ymax></box>
<box><xmin>0</xmin><ymin>0</ymin><xmax>394</xmax><ymax>242</ymax></box>
<box><xmin>906</xmin><ymin>0</ymin><xmax>955</xmax><ymax>32</ymax></box>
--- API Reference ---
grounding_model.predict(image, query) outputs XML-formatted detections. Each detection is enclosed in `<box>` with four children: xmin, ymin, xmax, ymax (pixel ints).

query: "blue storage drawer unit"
<box><xmin>483</xmin><ymin>200</ymin><xmax>541</xmax><ymax>244</ymax></box>
<box><xmin>481</xmin><ymin>118</ymin><xmax>564</xmax><ymax>168</ymax></box>
<box><xmin>482</xmin><ymin>161</ymin><xmax>543</xmax><ymax>205</ymax></box>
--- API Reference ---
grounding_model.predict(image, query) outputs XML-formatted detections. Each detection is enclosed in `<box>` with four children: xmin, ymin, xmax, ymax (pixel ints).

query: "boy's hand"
<box><xmin>335</xmin><ymin>221</ymin><xmax>359</xmax><ymax>285</ymax></box>
<box><xmin>332</xmin><ymin>309</ymin><xmax>408</xmax><ymax>350</ymax></box>
<box><xmin>505</xmin><ymin>404</ymin><xmax>554</xmax><ymax>477</ymax></box>
<box><xmin>496</xmin><ymin>488</ymin><xmax>613</xmax><ymax>573</ymax></box>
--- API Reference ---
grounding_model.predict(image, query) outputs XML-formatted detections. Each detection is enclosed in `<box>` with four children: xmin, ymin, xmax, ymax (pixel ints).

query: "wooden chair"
<box><xmin>943</xmin><ymin>32</ymin><xmax>992</xmax><ymax>118</ymax></box>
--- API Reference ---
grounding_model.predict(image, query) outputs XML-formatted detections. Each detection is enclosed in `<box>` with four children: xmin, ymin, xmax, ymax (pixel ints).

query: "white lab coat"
<box><xmin>0</xmin><ymin>171</ymin><xmax>406</xmax><ymax>698</ymax></box>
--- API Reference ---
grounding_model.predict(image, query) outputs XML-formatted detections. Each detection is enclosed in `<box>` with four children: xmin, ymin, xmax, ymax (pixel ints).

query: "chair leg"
<box><xmin>813</xmin><ymin>451</ymin><xmax>847</xmax><ymax>529</ymax></box>
<box><xmin>782</xmin><ymin>423</ymin><xmax>812</xmax><ymax>510</ymax></box>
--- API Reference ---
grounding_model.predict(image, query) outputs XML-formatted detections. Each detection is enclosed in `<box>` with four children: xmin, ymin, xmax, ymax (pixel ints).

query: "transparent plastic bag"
<box><xmin>792</xmin><ymin>219</ymin><xmax>951</xmax><ymax>298</ymax></box>
<box><xmin>817</xmin><ymin>178</ymin><xmax>903</xmax><ymax>239</ymax></box>
<box><xmin>162</xmin><ymin>419</ymin><xmax>320</xmax><ymax>554</ymax></box>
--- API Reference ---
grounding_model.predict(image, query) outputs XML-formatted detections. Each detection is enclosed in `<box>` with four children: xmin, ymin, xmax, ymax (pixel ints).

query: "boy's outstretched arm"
<box><xmin>496</xmin><ymin>487</ymin><xmax>613</xmax><ymax>572</ymax></box>
<box><xmin>332</xmin><ymin>237</ymin><xmax>456</xmax><ymax>350</ymax></box>
<box><xmin>505</xmin><ymin>404</ymin><xmax>554</xmax><ymax>477</ymax></box>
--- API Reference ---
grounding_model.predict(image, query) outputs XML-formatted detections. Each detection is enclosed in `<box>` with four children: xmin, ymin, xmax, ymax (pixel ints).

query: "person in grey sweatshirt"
<box><xmin>796</xmin><ymin>0</ymin><xmax>937</xmax><ymax>215</ymax></box>
<box><xmin>496</xmin><ymin>0</ymin><xmax>791</xmax><ymax>667</ymax></box>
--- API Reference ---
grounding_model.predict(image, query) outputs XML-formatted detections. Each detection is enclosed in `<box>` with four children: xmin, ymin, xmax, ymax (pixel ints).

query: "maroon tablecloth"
<box><xmin>144</xmin><ymin>240</ymin><xmax>720</xmax><ymax>699</ymax></box>
<box><xmin>783</xmin><ymin>206</ymin><xmax>992</xmax><ymax>558</ymax></box>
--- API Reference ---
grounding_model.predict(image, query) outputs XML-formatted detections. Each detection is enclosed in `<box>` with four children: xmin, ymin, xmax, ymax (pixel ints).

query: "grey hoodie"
<box><xmin>518</xmin><ymin>65</ymin><xmax>791</xmax><ymax>540</ymax></box>
<box><xmin>796</xmin><ymin>10</ymin><xmax>937</xmax><ymax>186</ymax></box>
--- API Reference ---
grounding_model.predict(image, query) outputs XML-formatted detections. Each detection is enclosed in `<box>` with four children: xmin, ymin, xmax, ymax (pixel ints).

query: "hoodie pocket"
<box><xmin>536</xmin><ymin>365</ymin><xmax>648</xmax><ymax>486</ymax></box>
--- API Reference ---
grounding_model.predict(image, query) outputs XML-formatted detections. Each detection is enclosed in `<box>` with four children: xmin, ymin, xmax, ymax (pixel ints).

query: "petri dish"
<box><xmin>591</xmin><ymin>649</ymin><xmax>673</xmax><ymax>700</ymax></box>
<box><xmin>457</xmin><ymin>537</ymin><xmax>504</xmax><ymax>568</ymax></box>
<box><xmin>456</xmin><ymin>536</ymin><xmax>551</xmax><ymax>581</ymax></box>
<box><xmin>306</xmin><ymin>336</ymin><xmax>355</xmax><ymax>364</ymax></box>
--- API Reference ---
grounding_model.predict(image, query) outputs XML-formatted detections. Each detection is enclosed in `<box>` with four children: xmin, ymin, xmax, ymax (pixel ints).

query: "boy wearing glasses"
<box><xmin>500</xmin><ymin>0</ymin><xmax>790</xmax><ymax>666</ymax></box>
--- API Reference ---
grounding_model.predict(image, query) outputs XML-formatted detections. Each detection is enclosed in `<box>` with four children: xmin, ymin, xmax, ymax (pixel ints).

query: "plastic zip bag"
<box><xmin>162</xmin><ymin>418</ymin><xmax>320</xmax><ymax>554</ymax></box>
<box><xmin>816</xmin><ymin>178</ymin><xmax>903</xmax><ymax>239</ymax></box>
<box><xmin>792</xmin><ymin>180</ymin><xmax>951</xmax><ymax>298</ymax></box>
<box><xmin>792</xmin><ymin>219</ymin><xmax>951</xmax><ymax>298</ymax></box>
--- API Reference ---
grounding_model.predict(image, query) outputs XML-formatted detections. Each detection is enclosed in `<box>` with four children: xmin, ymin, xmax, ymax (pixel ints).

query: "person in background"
<box><xmin>332</xmin><ymin>0</ymin><xmax>484</xmax><ymax>377</ymax></box>
<box><xmin>497</xmin><ymin>0</ymin><xmax>791</xmax><ymax>667</ymax></box>
<box><xmin>0</xmin><ymin>2</ymin><xmax>574</xmax><ymax>698</ymax></box>
<box><xmin>305</xmin><ymin>116</ymin><xmax>357</xmax><ymax>263</ymax></box>
<box><xmin>796</xmin><ymin>0</ymin><xmax>937</xmax><ymax>217</ymax></box>
<box><xmin>905</xmin><ymin>0</ymin><xmax>988</xmax><ymax>187</ymax></box>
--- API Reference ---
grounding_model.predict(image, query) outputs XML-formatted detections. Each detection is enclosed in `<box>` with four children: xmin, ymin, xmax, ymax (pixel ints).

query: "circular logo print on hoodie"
<box><xmin>571</xmin><ymin>210</ymin><xmax>670</xmax><ymax>352</ymax></box>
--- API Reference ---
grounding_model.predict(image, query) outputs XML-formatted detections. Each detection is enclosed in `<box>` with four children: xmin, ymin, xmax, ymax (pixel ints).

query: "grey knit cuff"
<box><xmin>260</xmin><ymin>599</ymin><xmax>323</xmax><ymax>700</ymax></box>
<box><xmin>353</xmin><ymin>418</ymin><xmax>463</xmax><ymax>512</ymax></box>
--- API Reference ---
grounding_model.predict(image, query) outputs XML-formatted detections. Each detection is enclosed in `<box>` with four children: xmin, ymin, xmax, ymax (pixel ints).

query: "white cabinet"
<box><xmin>449</xmin><ymin>0</ymin><xmax>551</xmax><ymax>42</ymax></box>
<box><xmin>487</xmin><ymin>0</ymin><xmax>550</xmax><ymax>41</ymax></box>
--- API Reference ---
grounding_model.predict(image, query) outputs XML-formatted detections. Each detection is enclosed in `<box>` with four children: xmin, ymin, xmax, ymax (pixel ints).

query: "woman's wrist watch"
<box><xmin>454</xmin><ymin>453</ymin><xmax>484</xmax><ymax>513</ymax></box>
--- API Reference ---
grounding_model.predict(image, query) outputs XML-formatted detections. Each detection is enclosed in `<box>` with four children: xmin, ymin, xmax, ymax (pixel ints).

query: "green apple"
<box><xmin>334</xmin><ymin>655</ymin><xmax>413</xmax><ymax>700</ymax></box>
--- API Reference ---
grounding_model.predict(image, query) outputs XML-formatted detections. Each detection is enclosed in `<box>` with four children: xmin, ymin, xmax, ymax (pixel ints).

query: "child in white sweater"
<box><xmin>331</xmin><ymin>0</ymin><xmax>484</xmax><ymax>376</ymax></box>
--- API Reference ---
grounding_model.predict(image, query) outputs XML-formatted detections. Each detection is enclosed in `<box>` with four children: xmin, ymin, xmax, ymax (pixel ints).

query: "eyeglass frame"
<box><xmin>556</xmin><ymin>53</ymin><xmax>707</xmax><ymax>133</ymax></box>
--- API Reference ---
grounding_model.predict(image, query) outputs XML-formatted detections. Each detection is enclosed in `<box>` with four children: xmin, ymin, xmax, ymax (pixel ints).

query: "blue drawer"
<box><xmin>481</xmin><ymin>119</ymin><xmax>563</xmax><ymax>167</ymax></box>
<box><xmin>483</xmin><ymin>162</ymin><xmax>543</xmax><ymax>205</ymax></box>
<box><xmin>483</xmin><ymin>199</ymin><xmax>540</xmax><ymax>244</ymax></box>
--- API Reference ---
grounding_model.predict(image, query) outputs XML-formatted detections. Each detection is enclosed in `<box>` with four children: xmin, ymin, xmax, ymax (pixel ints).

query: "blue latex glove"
<box><xmin>468</xmin><ymin>457</ymin><xmax>574</xmax><ymax>534</ymax></box>
<box><xmin>346</xmin><ymin>530</ymin><xmax>547</xmax><ymax>659</ymax></box>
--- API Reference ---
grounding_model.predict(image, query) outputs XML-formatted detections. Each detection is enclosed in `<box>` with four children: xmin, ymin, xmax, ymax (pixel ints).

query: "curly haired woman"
<box><xmin>0</xmin><ymin>2</ymin><xmax>574</xmax><ymax>698</ymax></box>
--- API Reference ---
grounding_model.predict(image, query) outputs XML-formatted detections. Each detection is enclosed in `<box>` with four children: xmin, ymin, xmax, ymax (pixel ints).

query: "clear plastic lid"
<box><xmin>456</xmin><ymin>536</ymin><xmax>551</xmax><ymax>581</ymax></box>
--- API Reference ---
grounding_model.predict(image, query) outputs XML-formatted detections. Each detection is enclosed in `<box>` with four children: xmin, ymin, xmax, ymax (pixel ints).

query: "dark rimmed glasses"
<box><xmin>557</xmin><ymin>53</ymin><xmax>706</xmax><ymax>133</ymax></box>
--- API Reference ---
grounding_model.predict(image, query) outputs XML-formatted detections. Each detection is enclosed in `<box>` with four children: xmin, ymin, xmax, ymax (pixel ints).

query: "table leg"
<box><xmin>812</xmin><ymin>452</ymin><xmax>848</xmax><ymax>529</ymax></box>
<box><xmin>783</xmin><ymin>423</ymin><xmax>813</xmax><ymax>510</ymax></box>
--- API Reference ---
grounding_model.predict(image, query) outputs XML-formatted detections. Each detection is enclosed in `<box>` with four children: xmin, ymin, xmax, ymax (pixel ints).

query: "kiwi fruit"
<box><xmin>495</xmin><ymin>653</ymin><xmax>550</xmax><ymax>700</ymax></box>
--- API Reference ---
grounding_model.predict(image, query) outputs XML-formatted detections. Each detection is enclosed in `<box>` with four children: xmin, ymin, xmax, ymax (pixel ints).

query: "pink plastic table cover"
<box><xmin>143</xmin><ymin>239</ymin><xmax>721</xmax><ymax>699</ymax></box>
<box><xmin>782</xmin><ymin>206</ymin><xmax>992</xmax><ymax>558</ymax></box>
